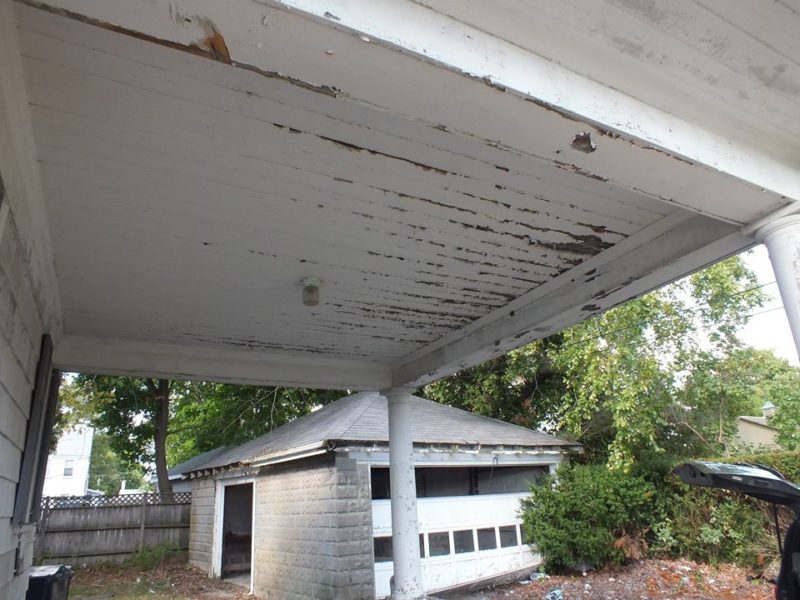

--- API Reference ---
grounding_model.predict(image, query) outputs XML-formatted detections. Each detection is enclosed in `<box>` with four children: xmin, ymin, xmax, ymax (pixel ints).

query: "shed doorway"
<box><xmin>221</xmin><ymin>482</ymin><xmax>253</xmax><ymax>582</ymax></box>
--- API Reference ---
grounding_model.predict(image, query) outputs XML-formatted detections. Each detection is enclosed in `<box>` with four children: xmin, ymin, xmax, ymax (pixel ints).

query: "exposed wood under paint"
<box><xmin>18</xmin><ymin>6</ymin><xmax>680</xmax><ymax>363</ymax></box>
<box><xmin>9</xmin><ymin>0</ymin><xmax>788</xmax><ymax>388</ymax></box>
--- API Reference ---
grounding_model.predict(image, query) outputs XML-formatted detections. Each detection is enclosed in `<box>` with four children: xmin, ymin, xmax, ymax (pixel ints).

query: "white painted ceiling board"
<box><xmin>416</xmin><ymin>0</ymin><xmax>800</xmax><ymax>165</ymax></box>
<box><xmin>18</xmin><ymin>1</ymin><xmax>792</xmax><ymax>222</ymax></box>
<box><xmin>19</xmin><ymin>9</ymin><xmax>697</xmax><ymax>364</ymax></box>
<box><xmin>11</xmin><ymin>2</ymin><xmax>776</xmax><ymax>386</ymax></box>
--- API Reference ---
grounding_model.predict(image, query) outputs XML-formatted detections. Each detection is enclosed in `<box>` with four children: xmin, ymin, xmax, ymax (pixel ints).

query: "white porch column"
<box><xmin>385</xmin><ymin>388</ymin><xmax>424</xmax><ymax>600</ymax></box>
<box><xmin>755</xmin><ymin>215</ymin><xmax>800</xmax><ymax>360</ymax></box>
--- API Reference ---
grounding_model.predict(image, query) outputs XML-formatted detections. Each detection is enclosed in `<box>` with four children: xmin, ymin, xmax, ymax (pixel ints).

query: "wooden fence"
<box><xmin>36</xmin><ymin>493</ymin><xmax>191</xmax><ymax>564</ymax></box>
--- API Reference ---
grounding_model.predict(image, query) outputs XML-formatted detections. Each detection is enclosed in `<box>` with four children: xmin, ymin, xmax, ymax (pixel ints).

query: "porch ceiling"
<box><xmin>13</xmin><ymin>0</ymin><xmax>799</xmax><ymax>390</ymax></box>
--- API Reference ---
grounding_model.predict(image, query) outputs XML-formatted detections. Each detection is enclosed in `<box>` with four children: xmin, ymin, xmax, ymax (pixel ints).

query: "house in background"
<box><xmin>735</xmin><ymin>401</ymin><xmax>780</xmax><ymax>450</ymax></box>
<box><xmin>177</xmin><ymin>392</ymin><xmax>579</xmax><ymax>599</ymax></box>
<box><xmin>42</xmin><ymin>425</ymin><xmax>94</xmax><ymax>497</ymax></box>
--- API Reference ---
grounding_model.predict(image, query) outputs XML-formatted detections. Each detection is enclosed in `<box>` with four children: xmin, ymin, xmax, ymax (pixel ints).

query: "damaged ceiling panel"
<box><xmin>13</xmin><ymin>0</ymin><xmax>789</xmax><ymax>388</ymax></box>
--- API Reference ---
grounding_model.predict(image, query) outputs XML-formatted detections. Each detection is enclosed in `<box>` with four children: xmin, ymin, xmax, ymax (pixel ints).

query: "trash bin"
<box><xmin>26</xmin><ymin>565</ymin><xmax>74</xmax><ymax>600</ymax></box>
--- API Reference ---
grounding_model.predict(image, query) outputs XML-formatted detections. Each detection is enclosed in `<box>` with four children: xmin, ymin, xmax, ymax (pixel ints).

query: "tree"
<box><xmin>424</xmin><ymin>255</ymin><xmax>768</xmax><ymax>469</ymax></box>
<box><xmin>64</xmin><ymin>375</ymin><xmax>341</xmax><ymax>492</ymax></box>
<box><xmin>88</xmin><ymin>432</ymin><xmax>147</xmax><ymax>495</ymax></box>
<box><xmin>71</xmin><ymin>376</ymin><xmax>182</xmax><ymax>495</ymax></box>
<box><xmin>168</xmin><ymin>384</ymin><xmax>340</xmax><ymax>466</ymax></box>
<box><xmin>671</xmin><ymin>348</ymin><xmax>798</xmax><ymax>455</ymax></box>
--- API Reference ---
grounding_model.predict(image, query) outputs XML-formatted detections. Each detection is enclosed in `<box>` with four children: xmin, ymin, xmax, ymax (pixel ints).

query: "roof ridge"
<box><xmin>336</xmin><ymin>392</ymin><xmax>380</xmax><ymax>440</ymax></box>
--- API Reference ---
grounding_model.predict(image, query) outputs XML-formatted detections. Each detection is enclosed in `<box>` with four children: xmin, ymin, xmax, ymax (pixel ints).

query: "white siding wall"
<box><xmin>42</xmin><ymin>426</ymin><xmax>94</xmax><ymax>497</ymax></box>
<box><xmin>0</xmin><ymin>1</ymin><xmax>60</xmax><ymax>598</ymax></box>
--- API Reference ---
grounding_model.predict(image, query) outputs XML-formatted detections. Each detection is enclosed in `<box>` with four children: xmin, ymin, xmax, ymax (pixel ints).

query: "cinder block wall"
<box><xmin>252</xmin><ymin>453</ymin><xmax>374</xmax><ymax>599</ymax></box>
<box><xmin>188</xmin><ymin>478</ymin><xmax>215</xmax><ymax>573</ymax></box>
<box><xmin>0</xmin><ymin>0</ymin><xmax>60</xmax><ymax>598</ymax></box>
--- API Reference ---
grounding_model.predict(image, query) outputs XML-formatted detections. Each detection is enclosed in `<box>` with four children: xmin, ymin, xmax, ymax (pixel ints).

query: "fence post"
<box><xmin>138</xmin><ymin>494</ymin><xmax>148</xmax><ymax>552</ymax></box>
<box><xmin>34</xmin><ymin>501</ymin><xmax>50</xmax><ymax>563</ymax></box>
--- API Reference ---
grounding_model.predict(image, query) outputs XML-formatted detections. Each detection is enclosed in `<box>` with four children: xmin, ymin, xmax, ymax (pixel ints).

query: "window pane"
<box><xmin>477</xmin><ymin>527</ymin><xmax>497</xmax><ymax>551</ymax></box>
<box><xmin>371</xmin><ymin>468</ymin><xmax>390</xmax><ymax>500</ymax></box>
<box><xmin>420</xmin><ymin>534</ymin><xmax>425</xmax><ymax>558</ymax></box>
<box><xmin>63</xmin><ymin>460</ymin><xmax>74</xmax><ymax>477</ymax></box>
<box><xmin>374</xmin><ymin>537</ymin><xmax>392</xmax><ymax>562</ymax></box>
<box><xmin>499</xmin><ymin>525</ymin><xmax>518</xmax><ymax>548</ymax></box>
<box><xmin>453</xmin><ymin>529</ymin><xmax>475</xmax><ymax>554</ymax></box>
<box><xmin>428</xmin><ymin>532</ymin><xmax>450</xmax><ymax>557</ymax></box>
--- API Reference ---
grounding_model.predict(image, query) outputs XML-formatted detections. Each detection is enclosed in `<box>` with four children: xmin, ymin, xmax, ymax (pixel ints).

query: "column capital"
<box><xmin>753</xmin><ymin>213</ymin><xmax>800</xmax><ymax>243</ymax></box>
<box><xmin>381</xmin><ymin>386</ymin><xmax>415</xmax><ymax>400</ymax></box>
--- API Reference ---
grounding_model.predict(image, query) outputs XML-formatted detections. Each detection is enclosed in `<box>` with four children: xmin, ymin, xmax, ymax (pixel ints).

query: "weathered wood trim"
<box><xmin>12</xmin><ymin>335</ymin><xmax>53</xmax><ymax>525</ymax></box>
<box><xmin>53</xmin><ymin>335</ymin><xmax>392</xmax><ymax>390</ymax></box>
<box><xmin>393</xmin><ymin>214</ymin><xmax>751</xmax><ymax>387</ymax></box>
<box><xmin>15</xmin><ymin>0</ymin><xmax>795</xmax><ymax>224</ymax></box>
<box><xmin>30</xmin><ymin>369</ymin><xmax>60</xmax><ymax>518</ymax></box>
<box><xmin>0</xmin><ymin>0</ymin><xmax>62</xmax><ymax>335</ymax></box>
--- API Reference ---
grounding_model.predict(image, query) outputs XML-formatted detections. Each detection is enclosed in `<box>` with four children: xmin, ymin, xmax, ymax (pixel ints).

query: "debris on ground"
<box><xmin>68</xmin><ymin>561</ymin><xmax>250</xmax><ymax>600</ymax></box>
<box><xmin>456</xmin><ymin>559</ymin><xmax>775</xmax><ymax>600</ymax></box>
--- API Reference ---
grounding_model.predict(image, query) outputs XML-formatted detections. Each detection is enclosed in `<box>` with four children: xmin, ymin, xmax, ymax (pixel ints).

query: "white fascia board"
<box><xmin>247</xmin><ymin>443</ymin><xmax>329</xmax><ymax>468</ymax></box>
<box><xmin>339</xmin><ymin>447</ymin><xmax>570</xmax><ymax>466</ymax></box>
<box><xmin>54</xmin><ymin>335</ymin><xmax>392</xmax><ymax>390</ymax></box>
<box><xmin>393</xmin><ymin>213</ymin><xmax>752</xmax><ymax>387</ymax></box>
<box><xmin>264</xmin><ymin>0</ymin><xmax>800</xmax><ymax>219</ymax></box>
<box><xmin>18</xmin><ymin>0</ymin><xmax>797</xmax><ymax>224</ymax></box>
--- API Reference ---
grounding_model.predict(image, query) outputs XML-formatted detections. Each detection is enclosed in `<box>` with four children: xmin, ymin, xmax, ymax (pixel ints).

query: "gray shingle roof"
<box><xmin>182</xmin><ymin>392</ymin><xmax>577</xmax><ymax>475</ymax></box>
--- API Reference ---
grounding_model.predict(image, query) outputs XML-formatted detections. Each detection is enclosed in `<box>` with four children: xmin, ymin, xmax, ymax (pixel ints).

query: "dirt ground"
<box><xmin>68</xmin><ymin>559</ymin><xmax>775</xmax><ymax>600</ymax></box>
<box><xmin>68</xmin><ymin>562</ymin><xmax>250</xmax><ymax>600</ymax></box>
<box><xmin>444</xmin><ymin>559</ymin><xmax>776</xmax><ymax>600</ymax></box>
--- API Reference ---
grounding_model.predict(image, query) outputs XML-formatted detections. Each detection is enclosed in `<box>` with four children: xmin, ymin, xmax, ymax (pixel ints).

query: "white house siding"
<box><xmin>252</xmin><ymin>455</ymin><xmax>374</xmax><ymax>600</ymax></box>
<box><xmin>0</xmin><ymin>220</ymin><xmax>40</xmax><ymax>600</ymax></box>
<box><xmin>188</xmin><ymin>478</ymin><xmax>215</xmax><ymax>573</ymax></box>
<box><xmin>0</xmin><ymin>1</ymin><xmax>60</xmax><ymax>598</ymax></box>
<box><xmin>42</xmin><ymin>426</ymin><xmax>93</xmax><ymax>497</ymax></box>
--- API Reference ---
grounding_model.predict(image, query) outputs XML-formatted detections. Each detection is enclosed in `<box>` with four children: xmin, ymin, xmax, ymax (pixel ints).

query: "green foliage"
<box><xmin>671</xmin><ymin>347</ymin><xmax>797</xmax><ymax>456</ymax></box>
<box><xmin>168</xmin><ymin>384</ymin><xmax>340</xmax><ymax>465</ymax></box>
<box><xmin>65</xmin><ymin>376</ymin><xmax>175</xmax><ymax>467</ymax></box>
<box><xmin>123</xmin><ymin>544</ymin><xmax>186</xmax><ymax>570</ymax></box>
<box><xmin>88</xmin><ymin>432</ymin><xmax>147</xmax><ymax>495</ymax></box>
<box><xmin>650</xmin><ymin>483</ymin><xmax>769</xmax><ymax>566</ymax></box>
<box><xmin>520</xmin><ymin>464</ymin><xmax>657</xmax><ymax>571</ymax></box>
<box><xmin>426</xmin><ymin>255</ymin><xmax>775</xmax><ymax>469</ymax></box>
<box><xmin>521</xmin><ymin>453</ymin><xmax>797</xmax><ymax>572</ymax></box>
<box><xmin>422</xmin><ymin>339</ymin><xmax>565</xmax><ymax>430</ymax></box>
<box><xmin>62</xmin><ymin>374</ymin><xmax>340</xmax><ymax>481</ymax></box>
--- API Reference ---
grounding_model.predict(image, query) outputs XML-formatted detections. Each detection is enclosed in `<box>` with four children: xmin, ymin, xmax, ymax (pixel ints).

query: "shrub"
<box><xmin>124</xmin><ymin>544</ymin><xmax>186</xmax><ymax>570</ymax></box>
<box><xmin>649</xmin><ymin>482</ymin><xmax>769</xmax><ymax>566</ymax></box>
<box><xmin>520</xmin><ymin>464</ymin><xmax>657</xmax><ymax>571</ymax></box>
<box><xmin>520</xmin><ymin>453</ymin><xmax>794</xmax><ymax>571</ymax></box>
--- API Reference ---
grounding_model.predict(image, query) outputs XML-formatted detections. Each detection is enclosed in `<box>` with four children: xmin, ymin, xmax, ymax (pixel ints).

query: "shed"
<box><xmin>181</xmin><ymin>392</ymin><xmax>579</xmax><ymax>598</ymax></box>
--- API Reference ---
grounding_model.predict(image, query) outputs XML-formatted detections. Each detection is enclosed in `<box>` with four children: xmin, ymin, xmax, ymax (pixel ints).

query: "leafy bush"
<box><xmin>520</xmin><ymin>464</ymin><xmax>657</xmax><ymax>571</ymax></box>
<box><xmin>521</xmin><ymin>454</ymin><xmax>794</xmax><ymax>571</ymax></box>
<box><xmin>649</xmin><ymin>483</ymin><xmax>769</xmax><ymax>566</ymax></box>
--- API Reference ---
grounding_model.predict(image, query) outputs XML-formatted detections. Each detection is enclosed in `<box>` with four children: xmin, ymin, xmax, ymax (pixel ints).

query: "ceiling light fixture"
<box><xmin>302</xmin><ymin>277</ymin><xmax>321</xmax><ymax>307</ymax></box>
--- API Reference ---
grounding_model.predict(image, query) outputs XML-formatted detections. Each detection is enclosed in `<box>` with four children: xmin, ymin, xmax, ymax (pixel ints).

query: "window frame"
<box><xmin>13</xmin><ymin>336</ymin><xmax>58</xmax><ymax>525</ymax></box>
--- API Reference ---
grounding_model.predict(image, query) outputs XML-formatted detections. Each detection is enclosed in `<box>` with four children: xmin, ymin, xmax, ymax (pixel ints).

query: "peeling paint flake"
<box><xmin>571</xmin><ymin>132</ymin><xmax>596</xmax><ymax>154</ymax></box>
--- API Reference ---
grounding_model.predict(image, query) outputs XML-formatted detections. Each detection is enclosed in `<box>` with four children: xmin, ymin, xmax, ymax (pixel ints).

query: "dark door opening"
<box><xmin>221</xmin><ymin>483</ymin><xmax>253</xmax><ymax>579</ymax></box>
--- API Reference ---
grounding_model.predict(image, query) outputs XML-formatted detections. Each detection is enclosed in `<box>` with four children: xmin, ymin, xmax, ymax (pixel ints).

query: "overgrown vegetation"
<box><xmin>521</xmin><ymin>464</ymin><xmax>657</xmax><ymax>570</ymax></box>
<box><xmin>522</xmin><ymin>452</ymin><xmax>800</xmax><ymax>572</ymax></box>
<box><xmin>123</xmin><ymin>545</ymin><xmax>187</xmax><ymax>571</ymax></box>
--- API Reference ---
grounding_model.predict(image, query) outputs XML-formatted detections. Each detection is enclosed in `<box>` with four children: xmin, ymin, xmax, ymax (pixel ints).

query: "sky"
<box><xmin>739</xmin><ymin>245</ymin><xmax>798</xmax><ymax>366</ymax></box>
